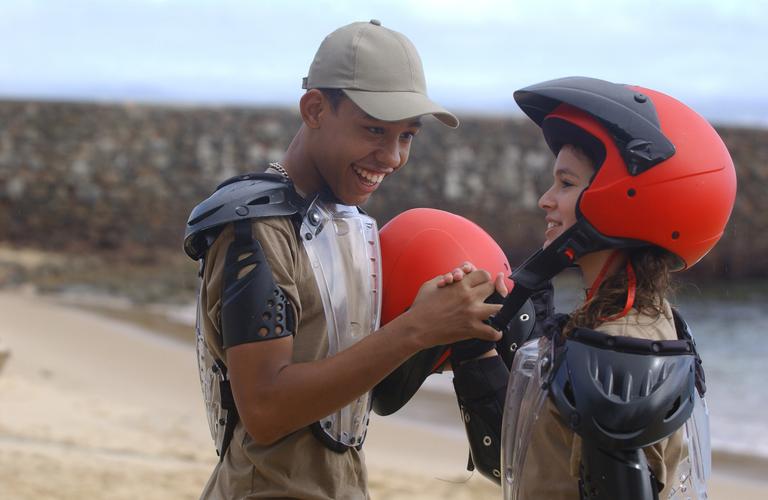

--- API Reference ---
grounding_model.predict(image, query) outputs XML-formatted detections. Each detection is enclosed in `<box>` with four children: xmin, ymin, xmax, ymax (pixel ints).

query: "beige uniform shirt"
<box><xmin>520</xmin><ymin>301</ymin><xmax>686</xmax><ymax>499</ymax></box>
<box><xmin>198</xmin><ymin>215</ymin><xmax>368</xmax><ymax>500</ymax></box>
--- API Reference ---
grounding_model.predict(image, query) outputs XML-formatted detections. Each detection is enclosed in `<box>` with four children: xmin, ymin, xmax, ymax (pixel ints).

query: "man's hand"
<box><xmin>435</xmin><ymin>263</ymin><xmax>512</xmax><ymax>368</ymax></box>
<box><xmin>400</xmin><ymin>265</ymin><xmax>503</xmax><ymax>350</ymax></box>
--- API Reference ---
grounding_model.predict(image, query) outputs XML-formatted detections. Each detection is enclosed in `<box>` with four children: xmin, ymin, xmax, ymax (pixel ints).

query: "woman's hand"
<box><xmin>437</xmin><ymin>261</ymin><xmax>510</xmax><ymax>299</ymax></box>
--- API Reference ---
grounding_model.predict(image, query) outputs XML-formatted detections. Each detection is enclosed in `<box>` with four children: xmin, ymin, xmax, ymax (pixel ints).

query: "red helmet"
<box><xmin>380</xmin><ymin>208</ymin><xmax>512</xmax><ymax>325</ymax></box>
<box><xmin>514</xmin><ymin>77</ymin><xmax>737</xmax><ymax>270</ymax></box>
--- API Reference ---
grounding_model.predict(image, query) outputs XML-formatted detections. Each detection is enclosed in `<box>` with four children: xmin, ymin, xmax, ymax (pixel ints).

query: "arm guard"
<box><xmin>452</xmin><ymin>355</ymin><xmax>509</xmax><ymax>484</ymax></box>
<box><xmin>372</xmin><ymin>344</ymin><xmax>451</xmax><ymax>415</ymax></box>
<box><xmin>221</xmin><ymin>220</ymin><xmax>296</xmax><ymax>347</ymax></box>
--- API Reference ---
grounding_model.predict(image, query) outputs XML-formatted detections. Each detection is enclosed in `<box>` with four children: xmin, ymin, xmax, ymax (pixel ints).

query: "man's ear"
<box><xmin>300</xmin><ymin>89</ymin><xmax>325</xmax><ymax>129</ymax></box>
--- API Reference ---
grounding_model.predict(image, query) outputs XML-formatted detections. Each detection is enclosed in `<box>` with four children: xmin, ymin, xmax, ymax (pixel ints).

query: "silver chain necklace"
<box><xmin>268</xmin><ymin>162</ymin><xmax>290</xmax><ymax>181</ymax></box>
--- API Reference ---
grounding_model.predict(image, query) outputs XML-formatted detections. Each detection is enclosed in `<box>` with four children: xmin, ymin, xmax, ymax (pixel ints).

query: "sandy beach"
<box><xmin>1</xmin><ymin>290</ymin><xmax>766</xmax><ymax>499</ymax></box>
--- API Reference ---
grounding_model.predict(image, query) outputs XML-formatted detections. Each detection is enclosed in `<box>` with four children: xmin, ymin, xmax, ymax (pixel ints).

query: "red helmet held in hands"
<box><xmin>514</xmin><ymin>77</ymin><xmax>737</xmax><ymax>270</ymax></box>
<box><xmin>380</xmin><ymin>208</ymin><xmax>512</xmax><ymax>326</ymax></box>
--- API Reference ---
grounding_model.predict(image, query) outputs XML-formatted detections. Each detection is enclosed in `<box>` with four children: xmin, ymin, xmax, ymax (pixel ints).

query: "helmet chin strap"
<box><xmin>490</xmin><ymin>221</ymin><xmax>639</xmax><ymax>332</ymax></box>
<box><xmin>585</xmin><ymin>249</ymin><xmax>637</xmax><ymax>321</ymax></box>
<box><xmin>490</xmin><ymin>223</ymin><xmax>593</xmax><ymax>331</ymax></box>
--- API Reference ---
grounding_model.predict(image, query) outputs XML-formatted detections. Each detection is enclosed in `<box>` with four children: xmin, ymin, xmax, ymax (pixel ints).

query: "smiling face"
<box><xmin>538</xmin><ymin>144</ymin><xmax>596</xmax><ymax>248</ymax></box>
<box><xmin>310</xmin><ymin>96</ymin><xmax>422</xmax><ymax>206</ymax></box>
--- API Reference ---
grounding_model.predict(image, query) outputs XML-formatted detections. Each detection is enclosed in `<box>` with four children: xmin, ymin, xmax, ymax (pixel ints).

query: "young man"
<box><xmin>183</xmin><ymin>20</ymin><xmax>504</xmax><ymax>499</ymax></box>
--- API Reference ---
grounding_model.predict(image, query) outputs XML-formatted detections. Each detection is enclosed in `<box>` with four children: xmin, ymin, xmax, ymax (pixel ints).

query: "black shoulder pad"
<box><xmin>672</xmin><ymin>307</ymin><xmax>706</xmax><ymax>396</ymax></box>
<box><xmin>221</xmin><ymin>221</ymin><xmax>295</xmax><ymax>348</ymax></box>
<box><xmin>550</xmin><ymin>329</ymin><xmax>696</xmax><ymax>450</ymax></box>
<box><xmin>184</xmin><ymin>173</ymin><xmax>306</xmax><ymax>260</ymax></box>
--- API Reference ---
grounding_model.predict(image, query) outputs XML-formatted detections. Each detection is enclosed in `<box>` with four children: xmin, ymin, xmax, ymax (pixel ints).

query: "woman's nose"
<box><xmin>538</xmin><ymin>187</ymin><xmax>556</xmax><ymax>210</ymax></box>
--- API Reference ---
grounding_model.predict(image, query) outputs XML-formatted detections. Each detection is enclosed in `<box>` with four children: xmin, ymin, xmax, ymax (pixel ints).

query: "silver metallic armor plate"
<box><xmin>667</xmin><ymin>393</ymin><xmax>711</xmax><ymax>499</ymax></box>
<box><xmin>301</xmin><ymin>198</ymin><xmax>382</xmax><ymax>447</ymax></box>
<box><xmin>195</xmin><ymin>298</ymin><xmax>234</xmax><ymax>458</ymax></box>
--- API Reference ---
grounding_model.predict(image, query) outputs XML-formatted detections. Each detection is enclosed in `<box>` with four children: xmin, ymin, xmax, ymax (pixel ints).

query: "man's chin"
<box><xmin>338</xmin><ymin>192</ymin><xmax>372</xmax><ymax>206</ymax></box>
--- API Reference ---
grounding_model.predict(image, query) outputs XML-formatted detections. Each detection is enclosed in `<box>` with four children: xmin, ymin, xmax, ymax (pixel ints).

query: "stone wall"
<box><xmin>0</xmin><ymin>100</ymin><xmax>764</xmax><ymax>279</ymax></box>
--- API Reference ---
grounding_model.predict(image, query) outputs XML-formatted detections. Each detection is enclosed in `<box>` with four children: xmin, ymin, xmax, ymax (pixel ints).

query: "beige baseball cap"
<box><xmin>302</xmin><ymin>20</ymin><xmax>459</xmax><ymax>128</ymax></box>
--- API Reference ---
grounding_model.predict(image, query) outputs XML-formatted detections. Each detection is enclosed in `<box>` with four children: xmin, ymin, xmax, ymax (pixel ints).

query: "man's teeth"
<box><xmin>547</xmin><ymin>222</ymin><xmax>559</xmax><ymax>229</ymax></box>
<box><xmin>353</xmin><ymin>166</ymin><xmax>384</xmax><ymax>184</ymax></box>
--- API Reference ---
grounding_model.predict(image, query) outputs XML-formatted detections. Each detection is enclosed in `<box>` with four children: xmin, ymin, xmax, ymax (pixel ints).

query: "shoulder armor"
<box><xmin>672</xmin><ymin>307</ymin><xmax>706</xmax><ymax>396</ymax></box>
<box><xmin>547</xmin><ymin>328</ymin><xmax>699</xmax><ymax>499</ymax></box>
<box><xmin>549</xmin><ymin>328</ymin><xmax>697</xmax><ymax>451</ymax></box>
<box><xmin>184</xmin><ymin>173</ymin><xmax>306</xmax><ymax>260</ymax></box>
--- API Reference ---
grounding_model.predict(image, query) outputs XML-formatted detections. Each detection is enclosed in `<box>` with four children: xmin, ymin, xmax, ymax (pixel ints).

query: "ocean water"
<box><xmin>677</xmin><ymin>296</ymin><xmax>768</xmax><ymax>458</ymax></box>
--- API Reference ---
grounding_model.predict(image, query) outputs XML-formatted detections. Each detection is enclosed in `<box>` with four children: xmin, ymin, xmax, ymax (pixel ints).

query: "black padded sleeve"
<box><xmin>220</xmin><ymin>220</ymin><xmax>296</xmax><ymax>349</ymax></box>
<box><xmin>372</xmin><ymin>345</ymin><xmax>450</xmax><ymax>416</ymax></box>
<box><xmin>452</xmin><ymin>355</ymin><xmax>509</xmax><ymax>484</ymax></box>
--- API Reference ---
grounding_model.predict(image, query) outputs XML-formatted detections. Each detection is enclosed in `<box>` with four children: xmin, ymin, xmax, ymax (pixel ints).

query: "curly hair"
<box><xmin>563</xmin><ymin>247</ymin><xmax>676</xmax><ymax>335</ymax></box>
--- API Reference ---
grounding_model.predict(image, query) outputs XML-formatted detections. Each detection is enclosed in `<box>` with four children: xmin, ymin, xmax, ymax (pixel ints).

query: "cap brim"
<box><xmin>343</xmin><ymin>89</ymin><xmax>459</xmax><ymax>128</ymax></box>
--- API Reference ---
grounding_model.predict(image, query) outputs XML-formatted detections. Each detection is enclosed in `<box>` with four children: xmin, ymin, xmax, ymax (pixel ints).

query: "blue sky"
<box><xmin>1</xmin><ymin>0</ymin><xmax>767</xmax><ymax>125</ymax></box>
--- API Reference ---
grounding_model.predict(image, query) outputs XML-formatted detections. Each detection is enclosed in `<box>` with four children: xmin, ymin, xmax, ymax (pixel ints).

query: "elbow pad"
<box><xmin>453</xmin><ymin>355</ymin><xmax>509</xmax><ymax>484</ymax></box>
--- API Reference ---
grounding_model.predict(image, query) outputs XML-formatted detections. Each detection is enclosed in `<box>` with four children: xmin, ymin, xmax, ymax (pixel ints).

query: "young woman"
<box><xmin>490</xmin><ymin>77</ymin><xmax>734</xmax><ymax>500</ymax></box>
<box><xmin>375</xmin><ymin>76</ymin><xmax>736</xmax><ymax>500</ymax></box>
<box><xmin>506</xmin><ymin>141</ymin><xmax>689</xmax><ymax>499</ymax></box>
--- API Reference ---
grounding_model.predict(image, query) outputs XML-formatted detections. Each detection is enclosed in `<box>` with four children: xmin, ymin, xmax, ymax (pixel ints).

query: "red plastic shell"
<box><xmin>548</xmin><ymin>88</ymin><xmax>736</xmax><ymax>269</ymax></box>
<box><xmin>379</xmin><ymin>208</ymin><xmax>512</xmax><ymax>326</ymax></box>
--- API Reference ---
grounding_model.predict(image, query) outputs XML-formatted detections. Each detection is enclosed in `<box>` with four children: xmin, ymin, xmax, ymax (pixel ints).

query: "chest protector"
<box><xmin>301</xmin><ymin>197</ymin><xmax>382</xmax><ymax>450</ymax></box>
<box><xmin>185</xmin><ymin>173</ymin><xmax>381</xmax><ymax>456</ymax></box>
<box><xmin>186</xmin><ymin>173</ymin><xmax>305</xmax><ymax>459</ymax></box>
<box><xmin>501</xmin><ymin>311</ymin><xmax>710</xmax><ymax>500</ymax></box>
<box><xmin>195</xmin><ymin>304</ymin><xmax>236</xmax><ymax>459</ymax></box>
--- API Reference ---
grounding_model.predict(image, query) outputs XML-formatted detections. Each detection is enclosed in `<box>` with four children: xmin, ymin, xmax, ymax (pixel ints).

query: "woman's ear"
<box><xmin>300</xmin><ymin>89</ymin><xmax>324</xmax><ymax>129</ymax></box>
